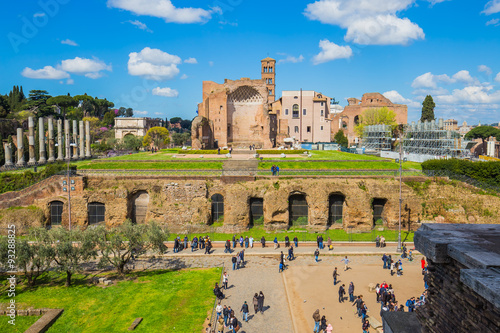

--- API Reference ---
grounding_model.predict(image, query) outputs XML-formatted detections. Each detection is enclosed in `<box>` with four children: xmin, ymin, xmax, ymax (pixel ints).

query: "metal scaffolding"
<box><xmin>362</xmin><ymin>124</ymin><xmax>392</xmax><ymax>151</ymax></box>
<box><xmin>402</xmin><ymin>119</ymin><xmax>466</xmax><ymax>157</ymax></box>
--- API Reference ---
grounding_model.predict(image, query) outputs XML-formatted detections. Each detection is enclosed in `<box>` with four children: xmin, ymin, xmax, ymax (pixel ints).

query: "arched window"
<box><xmin>249</xmin><ymin>198</ymin><xmax>264</xmax><ymax>226</ymax></box>
<box><xmin>354</xmin><ymin>115</ymin><xmax>360</xmax><ymax>126</ymax></box>
<box><xmin>211</xmin><ymin>194</ymin><xmax>224</xmax><ymax>224</ymax></box>
<box><xmin>328</xmin><ymin>194</ymin><xmax>344</xmax><ymax>225</ymax></box>
<box><xmin>88</xmin><ymin>202</ymin><xmax>105</xmax><ymax>225</ymax></box>
<box><xmin>131</xmin><ymin>191</ymin><xmax>149</xmax><ymax>224</ymax></box>
<box><xmin>292</xmin><ymin>104</ymin><xmax>299</xmax><ymax>118</ymax></box>
<box><xmin>49</xmin><ymin>201</ymin><xmax>63</xmax><ymax>226</ymax></box>
<box><xmin>289</xmin><ymin>194</ymin><xmax>308</xmax><ymax>226</ymax></box>
<box><xmin>372</xmin><ymin>198</ymin><xmax>387</xmax><ymax>226</ymax></box>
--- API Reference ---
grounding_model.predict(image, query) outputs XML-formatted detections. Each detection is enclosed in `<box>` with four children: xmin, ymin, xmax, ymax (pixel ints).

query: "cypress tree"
<box><xmin>0</xmin><ymin>139</ymin><xmax>4</xmax><ymax>165</ymax></box>
<box><xmin>8</xmin><ymin>135</ymin><xmax>16</xmax><ymax>162</ymax></box>
<box><xmin>420</xmin><ymin>95</ymin><xmax>436</xmax><ymax>122</ymax></box>
<box><xmin>34</xmin><ymin>120</ymin><xmax>40</xmax><ymax>161</ymax></box>
<box><xmin>23</xmin><ymin>134</ymin><xmax>29</xmax><ymax>162</ymax></box>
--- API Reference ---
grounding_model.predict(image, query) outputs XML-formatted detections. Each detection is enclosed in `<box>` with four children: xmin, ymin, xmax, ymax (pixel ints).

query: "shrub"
<box><xmin>422</xmin><ymin>159</ymin><xmax>500</xmax><ymax>187</ymax></box>
<box><xmin>182</xmin><ymin>150</ymin><xmax>229</xmax><ymax>154</ymax></box>
<box><xmin>257</xmin><ymin>149</ymin><xmax>307</xmax><ymax>154</ymax></box>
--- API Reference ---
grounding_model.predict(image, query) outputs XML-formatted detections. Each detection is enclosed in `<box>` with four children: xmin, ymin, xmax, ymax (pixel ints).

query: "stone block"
<box><xmin>368</xmin><ymin>283</ymin><xmax>376</xmax><ymax>292</ymax></box>
<box><xmin>128</xmin><ymin>317</ymin><xmax>143</xmax><ymax>330</ymax></box>
<box><xmin>98</xmin><ymin>278</ymin><xmax>106</xmax><ymax>284</ymax></box>
<box><xmin>17</xmin><ymin>309</ymin><xmax>28</xmax><ymax>316</ymax></box>
<box><xmin>104</xmin><ymin>280</ymin><xmax>112</xmax><ymax>286</ymax></box>
<box><xmin>29</xmin><ymin>309</ymin><xmax>41</xmax><ymax>316</ymax></box>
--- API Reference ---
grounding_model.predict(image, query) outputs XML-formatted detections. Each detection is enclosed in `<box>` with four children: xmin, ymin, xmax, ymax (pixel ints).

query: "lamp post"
<box><xmin>397</xmin><ymin>130</ymin><xmax>402</xmax><ymax>253</ymax></box>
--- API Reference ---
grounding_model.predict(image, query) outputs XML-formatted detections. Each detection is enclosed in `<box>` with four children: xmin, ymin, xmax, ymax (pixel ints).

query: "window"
<box><xmin>303</xmin><ymin>109</ymin><xmax>306</xmax><ymax>116</ymax></box>
<box><xmin>307</xmin><ymin>126</ymin><xmax>311</xmax><ymax>133</ymax></box>
<box><xmin>292</xmin><ymin>104</ymin><xmax>299</xmax><ymax>118</ymax></box>
<box><xmin>220</xmin><ymin>105</ymin><xmax>223</xmax><ymax>110</ymax></box>
<box><xmin>294</xmin><ymin>126</ymin><xmax>299</xmax><ymax>133</ymax></box>
<box><xmin>321</xmin><ymin>102</ymin><xmax>324</xmax><ymax>106</ymax></box>
<box><xmin>263</xmin><ymin>67</ymin><xmax>268</xmax><ymax>73</ymax></box>
<box><xmin>289</xmin><ymin>194</ymin><xmax>308</xmax><ymax>226</ymax></box>
<box><xmin>285</xmin><ymin>109</ymin><xmax>289</xmax><ymax>115</ymax></box>
<box><xmin>321</xmin><ymin>110</ymin><xmax>324</xmax><ymax>117</ymax></box>
<box><xmin>268</xmin><ymin>78</ymin><xmax>272</xmax><ymax>84</ymax></box>
<box><xmin>50</xmin><ymin>201</ymin><xmax>63</xmax><ymax>226</ymax></box>
<box><xmin>131</xmin><ymin>191</ymin><xmax>149</xmax><ymax>224</ymax></box>
<box><xmin>268</xmin><ymin>90</ymin><xmax>273</xmax><ymax>95</ymax></box>
<box><xmin>329</xmin><ymin>194</ymin><xmax>344</xmax><ymax>225</ymax></box>
<box><xmin>88</xmin><ymin>202</ymin><xmax>105</xmax><ymax>224</ymax></box>
<box><xmin>294</xmin><ymin>96</ymin><xmax>298</xmax><ymax>99</ymax></box>
<box><xmin>227</xmin><ymin>125</ymin><xmax>231</xmax><ymax>137</ymax></box>
<box><xmin>321</xmin><ymin>126</ymin><xmax>324</xmax><ymax>130</ymax></box>
<box><xmin>270</xmin><ymin>67</ymin><xmax>273</xmax><ymax>73</ymax></box>
<box><xmin>211</xmin><ymin>194</ymin><xmax>224</xmax><ymax>224</ymax></box>
<box><xmin>277</xmin><ymin>110</ymin><xmax>280</xmax><ymax>116</ymax></box>
<box><xmin>372</xmin><ymin>198</ymin><xmax>387</xmax><ymax>226</ymax></box>
<box><xmin>249</xmin><ymin>198</ymin><xmax>264</xmax><ymax>226</ymax></box>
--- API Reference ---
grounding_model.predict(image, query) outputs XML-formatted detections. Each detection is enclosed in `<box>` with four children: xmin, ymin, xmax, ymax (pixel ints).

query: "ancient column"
<box><xmin>16</xmin><ymin>128</ymin><xmax>25</xmax><ymax>166</ymax></box>
<box><xmin>27</xmin><ymin>117</ymin><xmax>36</xmax><ymax>165</ymax></box>
<box><xmin>79</xmin><ymin>120</ymin><xmax>85</xmax><ymax>158</ymax></box>
<box><xmin>57</xmin><ymin>119</ymin><xmax>63</xmax><ymax>161</ymax></box>
<box><xmin>38</xmin><ymin>117</ymin><xmax>46</xmax><ymax>164</ymax></box>
<box><xmin>4</xmin><ymin>143</ymin><xmax>13</xmax><ymax>167</ymax></box>
<box><xmin>85</xmin><ymin>120</ymin><xmax>91</xmax><ymax>158</ymax></box>
<box><xmin>64</xmin><ymin>119</ymin><xmax>71</xmax><ymax>160</ymax></box>
<box><xmin>47</xmin><ymin>118</ymin><xmax>55</xmax><ymax>162</ymax></box>
<box><xmin>72</xmin><ymin>120</ymin><xmax>79</xmax><ymax>160</ymax></box>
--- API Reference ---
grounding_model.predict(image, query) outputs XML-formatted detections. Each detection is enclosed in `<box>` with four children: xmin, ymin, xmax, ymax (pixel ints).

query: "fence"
<box><xmin>209</xmin><ymin>263</ymin><xmax>225</xmax><ymax>331</ymax></box>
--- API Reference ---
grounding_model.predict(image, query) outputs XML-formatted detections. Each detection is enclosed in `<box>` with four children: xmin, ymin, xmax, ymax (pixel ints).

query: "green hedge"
<box><xmin>422</xmin><ymin>159</ymin><xmax>500</xmax><ymax>186</ymax></box>
<box><xmin>181</xmin><ymin>150</ymin><xmax>229</xmax><ymax>154</ymax></box>
<box><xmin>257</xmin><ymin>149</ymin><xmax>307</xmax><ymax>154</ymax></box>
<box><xmin>0</xmin><ymin>162</ymin><xmax>73</xmax><ymax>194</ymax></box>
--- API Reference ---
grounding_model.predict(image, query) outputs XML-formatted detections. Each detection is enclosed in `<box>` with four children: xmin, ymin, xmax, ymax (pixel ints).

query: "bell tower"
<box><xmin>261</xmin><ymin>57</ymin><xmax>276</xmax><ymax>104</ymax></box>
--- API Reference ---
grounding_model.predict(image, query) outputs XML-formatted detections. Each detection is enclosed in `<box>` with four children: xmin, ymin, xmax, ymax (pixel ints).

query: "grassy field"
<box><xmin>0</xmin><ymin>269</ymin><xmax>221</xmax><ymax>333</ymax></box>
<box><xmin>259</xmin><ymin>160</ymin><xmax>422</xmax><ymax>171</ymax></box>
<box><xmin>170</xmin><ymin>227</ymin><xmax>414</xmax><ymax>243</ymax></box>
<box><xmin>78</xmin><ymin>161</ymin><xmax>223</xmax><ymax>170</ymax></box>
<box><xmin>0</xmin><ymin>315</ymin><xmax>41</xmax><ymax>332</ymax></box>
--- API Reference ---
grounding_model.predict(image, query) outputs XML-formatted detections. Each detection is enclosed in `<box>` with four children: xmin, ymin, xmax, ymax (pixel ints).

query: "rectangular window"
<box><xmin>321</xmin><ymin>110</ymin><xmax>324</xmax><ymax>116</ymax></box>
<box><xmin>285</xmin><ymin>109</ymin><xmax>289</xmax><ymax>115</ymax></box>
<box><xmin>321</xmin><ymin>102</ymin><xmax>324</xmax><ymax>106</ymax></box>
<box><xmin>307</xmin><ymin>126</ymin><xmax>311</xmax><ymax>133</ymax></box>
<box><xmin>270</xmin><ymin>67</ymin><xmax>273</xmax><ymax>73</ymax></box>
<box><xmin>303</xmin><ymin>109</ymin><xmax>307</xmax><ymax>115</ymax></box>
<box><xmin>294</xmin><ymin>126</ymin><xmax>299</xmax><ymax>133</ymax></box>
<box><xmin>321</xmin><ymin>126</ymin><xmax>324</xmax><ymax>130</ymax></box>
<box><xmin>269</xmin><ymin>90</ymin><xmax>273</xmax><ymax>95</ymax></box>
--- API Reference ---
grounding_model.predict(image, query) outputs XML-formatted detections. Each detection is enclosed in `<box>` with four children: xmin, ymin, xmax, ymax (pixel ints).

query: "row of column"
<box><xmin>3</xmin><ymin>118</ymin><xmax>91</xmax><ymax>167</ymax></box>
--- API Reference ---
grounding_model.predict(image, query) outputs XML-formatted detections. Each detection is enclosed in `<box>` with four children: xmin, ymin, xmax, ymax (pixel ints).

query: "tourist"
<box><xmin>285</xmin><ymin>235</ymin><xmax>290</xmax><ymax>247</ymax></box>
<box><xmin>314</xmin><ymin>248</ymin><xmax>320</xmax><ymax>262</ymax></box>
<box><xmin>206</xmin><ymin>323</ymin><xmax>215</xmax><ymax>333</ymax></box>
<box><xmin>184</xmin><ymin>235</ymin><xmax>188</xmax><ymax>250</ymax></box>
<box><xmin>341</xmin><ymin>256</ymin><xmax>350</xmax><ymax>271</ymax></box>
<box><xmin>192</xmin><ymin>236</ymin><xmax>198</xmax><ymax>251</ymax></box>
<box><xmin>261</xmin><ymin>236</ymin><xmax>266</xmax><ymax>248</ymax></box>
<box><xmin>173</xmin><ymin>237</ymin><xmax>179</xmax><ymax>253</ymax></box>
<box><xmin>320</xmin><ymin>315</ymin><xmax>327</xmax><ymax>332</ymax></box>
<box><xmin>287</xmin><ymin>245</ymin><xmax>294</xmax><ymax>261</ymax></box>
<box><xmin>249</xmin><ymin>236</ymin><xmax>254</xmax><ymax>248</ymax></box>
<box><xmin>279</xmin><ymin>260</ymin><xmax>284</xmax><ymax>273</ymax></box>
<box><xmin>375</xmin><ymin>283</ymin><xmax>381</xmax><ymax>302</ymax></box>
<box><xmin>244</xmin><ymin>236</ymin><xmax>249</xmax><ymax>248</ymax></box>
<box><xmin>327</xmin><ymin>237</ymin><xmax>332</xmax><ymax>250</ymax></box>
<box><xmin>406</xmin><ymin>297</ymin><xmax>416</xmax><ymax>312</ymax></box>
<box><xmin>362</xmin><ymin>319</ymin><xmax>370</xmax><ymax>333</ymax></box>
<box><xmin>232</xmin><ymin>255</ymin><xmax>237</xmax><ymax>270</ymax></box>
<box><xmin>252</xmin><ymin>293</ymin><xmax>259</xmax><ymax>314</ymax></box>
<box><xmin>271</xmin><ymin>165</ymin><xmax>276</xmax><ymax>176</ymax></box>
<box><xmin>239</xmin><ymin>236</ymin><xmax>244</xmax><ymax>248</ymax></box>
<box><xmin>232</xmin><ymin>235</ymin><xmax>237</xmax><ymax>248</ymax></box>
<box><xmin>338</xmin><ymin>284</ymin><xmax>346</xmax><ymax>303</ymax></box>
<box><xmin>390</xmin><ymin>260</ymin><xmax>395</xmax><ymax>276</ymax></box>
<box><xmin>216</xmin><ymin>303</ymin><xmax>223</xmax><ymax>321</ymax></box>
<box><xmin>316</xmin><ymin>235</ymin><xmax>320</xmax><ymax>248</ymax></box>
<box><xmin>349</xmin><ymin>281</ymin><xmax>355</xmax><ymax>302</ymax></box>
<box><xmin>217</xmin><ymin>316</ymin><xmax>225</xmax><ymax>333</ymax></box>
<box><xmin>276</xmin><ymin>165</ymin><xmax>280</xmax><ymax>175</ymax></box>
<box><xmin>312</xmin><ymin>309</ymin><xmax>321</xmax><ymax>333</ymax></box>
<box><xmin>273</xmin><ymin>236</ymin><xmax>279</xmax><ymax>249</ymax></box>
<box><xmin>236</xmin><ymin>252</ymin><xmax>241</xmax><ymax>269</ymax></box>
<box><xmin>387</xmin><ymin>255</ymin><xmax>392</xmax><ymax>269</ymax></box>
<box><xmin>399</xmin><ymin>304</ymin><xmax>405</xmax><ymax>312</ymax></box>
<box><xmin>397</xmin><ymin>259</ymin><xmax>403</xmax><ymax>276</ymax></box>
<box><xmin>353</xmin><ymin>296</ymin><xmax>363</xmax><ymax>317</ymax></box>
<box><xmin>376</xmin><ymin>235</ymin><xmax>380</xmax><ymax>247</ymax></box>
<box><xmin>421</xmin><ymin>257</ymin><xmax>426</xmax><ymax>270</ymax></box>
<box><xmin>200</xmin><ymin>236</ymin><xmax>205</xmax><ymax>249</ymax></box>
<box><xmin>293</xmin><ymin>236</ymin><xmax>298</xmax><ymax>247</ymax></box>
<box><xmin>229</xmin><ymin>313</ymin><xmax>238</xmax><ymax>333</ymax></box>
<box><xmin>205</xmin><ymin>238</ymin><xmax>212</xmax><ymax>254</ymax></box>
<box><xmin>360</xmin><ymin>302</ymin><xmax>368</xmax><ymax>322</ymax></box>
<box><xmin>326</xmin><ymin>323</ymin><xmax>333</xmax><ymax>333</ymax></box>
<box><xmin>213</xmin><ymin>283</ymin><xmax>225</xmax><ymax>300</ymax></box>
<box><xmin>408</xmin><ymin>249</ymin><xmax>414</xmax><ymax>261</ymax></box>
<box><xmin>240</xmin><ymin>249</ymin><xmax>245</xmax><ymax>265</ymax></box>
<box><xmin>240</xmin><ymin>301</ymin><xmax>249</xmax><ymax>322</ymax></box>
<box><xmin>332</xmin><ymin>267</ymin><xmax>339</xmax><ymax>285</ymax></box>
<box><xmin>380</xmin><ymin>236</ymin><xmax>386</xmax><ymax>247</ymax></box>
<box><xmin>280</xmin><ymin>251</ymin><xmax>285</xmax><ymax>270</ymax></box>
<box><xmin>222</xmin><ymin>271</ymin><xmax>229</xmax><ymax>289</ymax></box>
<box><xmin>382</xmin><ymin>253</ymin><xmax>388</xmax><ymax>269</ymax></box>
<box><xmin>223</xmin><ymin>306</ymin><xmax>231</xmax><ymax>326</ymax></box>
<box><xmin>258</xmin><ymin>291</ymin><xmax>265</xmax><ymax>313</ymax></box>
<box><xmin>224</xmin><ymin>240</ymin><xmax>231</xmax><ymax>253</ymax></box>
<box><xmin>318</xmin><ymin>235</ymin><xmax>324</xmax><ymax>249</ymax></box>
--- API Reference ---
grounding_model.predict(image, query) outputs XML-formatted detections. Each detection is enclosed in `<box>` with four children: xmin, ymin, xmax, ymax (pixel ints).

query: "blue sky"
<box><xmin>1</xmin><ymin>0</ymin><xmax>500</xmax><ymax>124</ymax></box>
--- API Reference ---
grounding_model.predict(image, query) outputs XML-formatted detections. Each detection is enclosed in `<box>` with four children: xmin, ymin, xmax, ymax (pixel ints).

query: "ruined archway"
<box><xmin>131</xmin><ymin>191</ymin><xmax>149</xmax><ymax>224</ymax></box>
<box><xmin>289</xmin><ymin>194</ymin><xmax>308</xmax><ymax>226</ymax></box>
<box><xmin>49</xmin><ymin>201</ymin><xmax>63</xmax><ymax>228</ymax></box>
<box><xmin>88</xmin><ymin>202</ymin><xmax>105</xmax><ymax>225</ymax></box>
<box><xmin>249</xmin><ymin>197</ymin><xmax>264</xmax><ymax>227</ymax></box>
<box><xmin>328</xmin><ymin>194</ymin><xmax>345</xmax><ymax>226</ymax></box>
<box><xmin>372</xmin><ymin>198</ymin><xmax>387</xmax><ymax>227</ymax></box>
<box><xmin>211</xmin><ymin>194</ymin><xmax>224</xmax><ymax>224</ymax></box>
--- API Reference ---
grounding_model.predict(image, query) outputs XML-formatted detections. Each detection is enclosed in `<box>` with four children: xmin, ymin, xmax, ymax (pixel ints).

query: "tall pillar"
<box><xmin>47</xmin><ymin>118</ymin><xmax>55</xmax><ymax>162</ymax></box>
<box><xmin>38</xmin><ymin>117</ymin><xmax>46</xmax><ymax>164</ymax></box>
<box><xmin>72</xmin><ymin>120</ymin><xmax>79</xmax><ymax>159</ymax></box>
<box><xmin>16</xmin><ymin>128</ymin><xmax>25</xmax><ymax>166</ymax></box>
<box><xmin>85</xmin><ymin>120</ymin><xmax>91</xmax><ymax>158</ymax></box>
<box><xmin>57</xmin><ymin>119</ymin><xmax>63</xmax><ymax>161</ymax></box>
<box><xmin>4</xmin><ymin>143</ymin><xmax>13</xmax><ymax>167</ymax></box>
<box><xmin>64</xmin><ymin>119</ymin><xmax>71</xmax><ymax>160</ymax></box>
<box><xmin>79</xmin><ymin>121</ymin><xmax>84</xmax><ymax>158</ymax></box>
<box><xmin>28</xmin><ymin>117</ymin><xmax>36</xmax><ymax>165</ymax></box>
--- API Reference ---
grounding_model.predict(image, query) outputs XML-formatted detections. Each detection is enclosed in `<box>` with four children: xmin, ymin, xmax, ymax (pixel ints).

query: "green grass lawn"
<box><xmin>0</xmin><ymin>315</ymin><xmax>41</xmax><ymax>332</ymax></box>
<box><xmin>170</xmin><ymin>226</ymin><xmax>414</xmax><ymax>243</ymax></box>
<box><xmin>78</xmin><ymin>161</ymin><xmax>223</xmax><ymax>170</ymax></box>
<box><xmin>258</xmin><ymin>160</ymin><xmax>421</xmax><ymax>171</ymax></box>
<box><xmin>0</xmin><ymin>269</ymin><xmax>221</xmax><ymax>333</ymax></box>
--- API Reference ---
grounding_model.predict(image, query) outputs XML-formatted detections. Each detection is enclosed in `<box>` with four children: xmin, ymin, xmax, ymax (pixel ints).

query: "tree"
<box><xmin>0</xmin><ymin>140</ymin><xmax>4</xmax><ymax>165</ymax></box>
<box><xmin>6</xmin><ymin>85</ymin><xmax>26</xmax><ymax>112</ymax></box>
<box><xmin>24</xmin><ymin>90</ymin><xmax>53</xmax><ymax>117</ymax></box>
<box><xmin>171</xmin><ymin>132</ymin><xmax>190</xmax><ymax>146</ymax></box>
<box><xmin>16</xmin><ymin>236</ymin><xmax>53</xmax><ymax>287</ymax></box>
<box><xmin>145</xmin><ymin>221</ymin><xmax>169</xmax><ymax>254</ymax></box>
<box><xmin>122</xmin><ymin>135</ymin><xmax>143</xmax><ymax>151</ymax></box>
<box><xmin>23</xmin><ymin>134</ymin><xmax>29</xmax><ymax>162</ymax></box>
<box><xmin>46</xmin><ymin>95</ymin><xmax>78</xmax><ymax>117</ymax></box>
<box><xmin>0</xmin><ymin>95</ymin><xmax>11</xmax><ymax>118</ymax></box>
<box><xmin>94</xmin><ymin>98</ymin><xmax>114</xmax><ymax>119</ymax></box>
<box><xmin>169</xmin><ymin>117</ymin><xmax>182</xmax><ymax>124</ymax></box>
<box><xmin>125</xmin><ymin>108</ymin><xmax>133</xmax><ymax>117</ymax></box>
<box><xmin>143</xmin><ymin>126</ymin><xmax>170</xmax><ymax>148</ymax></box>
<box><xmin>465</xmin><ymin>126</ymin><xmax>500</xmax><ymax>155</ymax></box>
<box><xmin>334</xmin><ymin>129</ymin><xmax>349</xmax><ymax>147</ymax></box>
<box><xmin>180</xmin><ymin>119</ymin><xmax>192</xmax><ymax>130</ymax></box>
<box><xmin>421</xmin><ymin>95</ymin><xmax>435</xmax><ymax>122</ymax></box>
<box><xmin>101</xmin><ymin>110</ymin><xmax>115</xmax><ymax>127</ymax></box>
<box><xmin>354</xmin><ymin>107</ymin><xmax>397</xmax><ymax>137</ymax></box>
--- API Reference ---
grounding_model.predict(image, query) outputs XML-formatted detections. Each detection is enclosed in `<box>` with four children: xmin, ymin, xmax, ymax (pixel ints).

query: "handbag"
<box><xmin>234</xmin><ymin>323</ymin><xmax>240</xmax><ymax>332</ymax></box>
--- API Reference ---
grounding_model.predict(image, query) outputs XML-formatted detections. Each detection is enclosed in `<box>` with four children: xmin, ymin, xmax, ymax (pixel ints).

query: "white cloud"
<box><xmin>61</xmin><ymin>39</ymin><xmax>78</xmax><ymax>46</ymax></box>
<box><xmin>33</xmin><ymin>12</ymin><xmax>46</xmax><ymax>17</ymax></box>
<box><xmin>478</xmin><ymin>65</ymin><xmax>492</xmax><ymax>76</ymax></box>
<box><xmin>134</xmin><ymin>110</ymin><xmax>148</xmax><ymax>115</ymax></box>
<box><xmin>482</xmin><ymin>0</ymin><xmax>500</xmax><ymax>15</ymax></box>
<box><xmin>208</xmin><ymin>61</ymin><xmax>214</xmax><ymax>66</ymax></box>
<box><xmin>451</xmin><ymin>70</ymin><xmax>479</xmax><ymax>85</ymax></box>
<box><xmin>180</xmin><ymin>74</ymin><xmax>188</xmax><ymax>79</ymax></box>
<box><xmin>382</xmin><ymin>90</ymin><xmax>419</xmax><ymax>107</ymax></box>
<box><xmin>495</xmin><ymin>73</ymin><xmax>500</xmax><ymax>82</ymax></box>
<box><xmin>425</xmin><ymin>0</ymin><xmax>449</xmax><ymax>5</ymax></box>
<box><xmin>486</xmin><ymin>18</ymin><xmax>500</xmax><ymax>26</ymax></box>
<box><xmin>108</xmin><ymin>0</ymin><xmax>214</xmax><ymax>24</ymax></box>
<box><xmin>312</xmin><ymin>39</ymin><xmax>352</xmax><ymax>64</ymax></box>
<box><xmin>126</xmin><ymin>20</ymin><xmax>153</xmax><ymax>32</ymax></box>
<box><xmin>436</xmin><ymin>86</ymin><xmax>500</xmax><ymax>104</ymax></box>
<box><xmin>412</xmin><ymin>72</ymin><xmax>437</xmax><ymax>89</ymax></box>
<box><xmin>412</xmin><ymin>70</ymin><xmax>480</xmax><ymax>89</ymax></box>
<box><xmin>21</xmin><ymin>66</ymin><xmax>70</xmax><ymax>79</ymax></box>
<box><xmin>304</xmin><ymin>0</ymin><xmax>425</xmax><ymax>45</ymax></box>
<box><xmin>154</xmin><ymin>112</ymin><xmax>163</xmax><ymax>116</ymax></box>
<box><xmin>278</xmin><ymin>55</ymin><xmax>305</xmax><ymax>64</ymax></box>
<box><xmin>59</xmin><ymin>57</ymin><xmax>112</xmax><ymax>79</ymax></box>
<box><xmin>152</xmin><ymin>87</ymin><xmax>179</xmax><ymax>97</ymax></box>
<box><xmin>66</xmin><ymin>78</ymin><xmax>74</xmax><ymax>85</ymax></box>
<box><xmin>184</xmin><ymin>57</ymin><xmax>197</xmax><ymax>64</ymax></box>
<box><xmin>128</xmin><ymin>47</ymin><xmax>181</xmax><ymax>80</ymax></box>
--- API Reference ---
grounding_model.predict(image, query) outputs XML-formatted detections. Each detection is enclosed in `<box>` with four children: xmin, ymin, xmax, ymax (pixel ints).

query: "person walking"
<box><xmin>240</xmin><ymin>301</ymin><xmax>249</xmax><ymax>322</ymax></box>
<box><xmin>333</xmin><ymin>267</ymin><xmax>339</xmax><ymax>285</ymax></box>
<box><xmin>327</xmin><ymin>237</ymin><xmax>332</xmax><ymax>251</ymax></box>
<box><xmin>390</xmin><ymin>260</ymin><xmax>395</xmax><ymax>276</ymax></box>
<box><xmin>318</xmin><ymin>235</ymin><xmax>324</xmax><ymax>250</ymax></box>
<box><xmin>341</xmin><ymin>256</ymin><xmax>350</xmax><ymax>271</ymax></box>
<box><xmin>229</xmin><ymin>314</ymin><xmax>238</xmax><ymax>333</ymax></box>
<box><xmin>280</xmin><ymin>251</ymin><xmax>285</xmax><ymax>269</ymax></box>
<box><xmin>224</xmin><ymin>240</ymin><xmax>231</xmax><ymax>253</ymax></box>
<box><xmin>285</xmin><ymin>235</ymin><xmax>290</xmax><ymax>247</ymax></box>
<box><xmin>348</xmin><ymin>281</ymin><xmax>355</xmax><ymax>302</ymax></box>
<box><xmin>236</xmin><ymin>252</ymin><xmax>241</xmax><ymax>269</ymax></box>
<box><xmin>273</xmin><ymin>237</ymin><xmax>279</xmax><ymax>250</ymax></box>
<box><xmin>312</xmin><ymin>309</ymin><xmax>321</xmax><ymax>333</ymax></box>
<box><xmin>421</xmin><ymin>257</ymin><xmax>426</xmax><ymax>270</ymax></box>
<box><xmin>320</xmin><ymin>315</ymin><xmax>327</xmax><ymax>332</ymax></box>
<box><xmin>222</xmin><ymin>271</ymin><xmax>229</xmax><ymax>289</ymax></box>
<box><xmin>338</xmin><ymin>284</ymin><xmax>346</xmax><ymax>303</ymax></box>
<box><xmin>258</xmin><ymin>291</ymin><xmax>265</xmax><ymax>314</ymax></box>
<box><xmin>216</xmin><ymin>303</ymin><xmax>223</xmax><ymax>321</ymax></box>
<box><xmin>232</xmin><ymin>255</ymin><xmax>237</xmax><ymax>270</ymax></box>
<box><xmin>217</xmin><ymin>316</ymin><xmax>225</xmax><ymax>333</ymax></box>
<box><xmin>360</xmin><ymin>302</ymin><xmax>368</xmax><ymax>322</ymax></box>
<box><xmin>314</xmin><ymin>249</ymin><xmax>320</xmax><ymax>262</ymax></box>
<box><xmin>326</xmin><ymin>323</ymin><xmax>333</xmax><ymax>333</ymax></box>
<box><xmin>223</xmin><ymin>305</ymin><xmax>230</xmax><ymax>326</ymax></box>
<box><xmin>362</xmin><ymin>319</ymin><xmax>370</xmax><ymax>333</ymax></box>
<box><xmin>252</xmin><ymin>293</ymin><xmax>259</xmax><ymax>314</ymax></box>
<box><xmin>261</xmin><ymin>236</ymin><xmax>266</xmax><ymax>248</ymax></box>
<box><xmin>232</xmin><ymin>235</ymin><xmax>237</xmax><ymax>249</ymax></box>
<box><xmin>353</xmin><ymin>295</ymin><xmax>364</xmax><ymax>317</ymax></box>
<box><xmin>382</xmin><ymin>253</ymin><xmax>388</xmax><ymax>269</ymax></box>
<box><xmin>205</xmin><ymin>239</ymin><xmax>212</xmax><ymax>254</ymax></box>
<box><xmin>287</xmin><ymin>245</ymin><xmax>294</xmax><ymax>261</ymax></box>
<box><xmin>293</xmin><ymin>236</ymin><xmax>298</xmax><ymax>247</ymax></box>
<box><xmin>244</xmin><ymin>236</ymin><xmax>249</xmax><ymax>248</ymax></box>
<box><xmin>249</xmin><ymin>236</ymin><xmax>254</xmax><ymax>248</ymax></box>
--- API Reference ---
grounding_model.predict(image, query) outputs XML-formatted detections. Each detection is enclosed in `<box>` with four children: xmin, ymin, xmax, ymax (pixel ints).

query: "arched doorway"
<box><xmin>372</xmin><ymin>198</ymin><xmax>387</xmax><ymax>226</ymax></box>
<box><xmin>289</xmin><ymin>194</ymin><xmax>308</xmax><ymax>226</ymax></box>
<box><xmin>211</xmin><ymin>194</ymin><xmax>224</xmax><ymax>224</ymax></box>
<box><xmin>328</xmin><ymin>194</ymin><xmax>345</xmax><ymax>226</ymax></box>
<box><xmin>249</xmin><ymin>198</ymin><xmax>264</xmax><ymax>227</ymax></box>
<box><xmin>131</xmin><ymin>191</ymin><xmax>149</xmax><ymax>224</ymax></box>
<box><xmin>88</xmin><ymin>202</ymin><xmax>105</xmax><ymax>225</ymax></box>
<box><xmin>49</xmin><ymin>201</ymin><xmax>63</xmax><ymax>228</ymax></box>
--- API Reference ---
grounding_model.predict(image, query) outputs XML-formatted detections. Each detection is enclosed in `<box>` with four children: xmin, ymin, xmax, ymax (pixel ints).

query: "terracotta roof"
<box><xmin>261</xmin><ymin>57</ymin><xmax>275</xmax><ymax>61</ymax></box>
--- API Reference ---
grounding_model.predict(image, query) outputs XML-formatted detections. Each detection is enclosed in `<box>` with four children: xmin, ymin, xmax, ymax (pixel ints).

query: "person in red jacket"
<box><xmin>421</xmin><ymin>257</ymin><xmax>426</xmax><ymax>270</ymax></box>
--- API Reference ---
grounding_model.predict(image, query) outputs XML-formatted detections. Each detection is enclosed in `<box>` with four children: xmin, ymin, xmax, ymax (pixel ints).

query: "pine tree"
<box><xmin>421</xmin><ymin>95</ymin><xmax>436</xmax><ymax>122</ymax></box>
<box><xmin>8</xmin><ymin>135</ymin><xmax>16</xmax><ymax>162</ymax></box>
<box><xmin>334</xmin><ymin>129</ymin><xmax>349</xmax><ymax>148</ymax></box>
